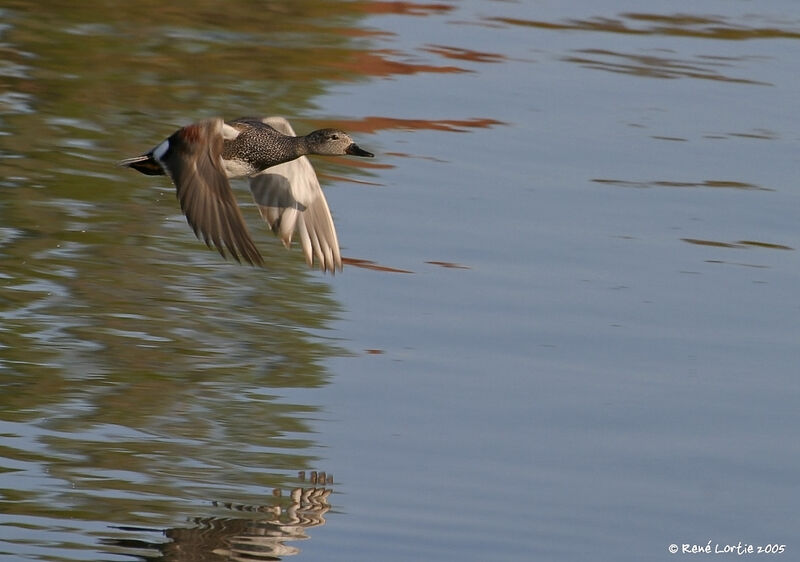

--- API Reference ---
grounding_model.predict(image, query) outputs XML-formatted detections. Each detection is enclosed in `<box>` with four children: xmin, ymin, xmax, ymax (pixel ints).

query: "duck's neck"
<box><xmin>285</xmin><ymin>134</ymin><xmax>311</xmax><ymax>160</ymax></box>
<box><xmin>256</xmin><ymin>133</ymin><xmax>312</xmax><ymax>169</ymax></box>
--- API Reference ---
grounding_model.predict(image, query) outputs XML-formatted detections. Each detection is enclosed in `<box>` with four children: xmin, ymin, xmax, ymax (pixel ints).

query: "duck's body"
<box><xmin>120</xmin><ymin>116</ymin><xmax>373</xmax><ymax>272</ymax></box>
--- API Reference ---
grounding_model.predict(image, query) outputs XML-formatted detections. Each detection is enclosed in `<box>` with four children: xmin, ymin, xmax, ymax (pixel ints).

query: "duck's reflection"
<box><xmin>106</xmin><ymin>471</ymin><xmax>334</xmax><ymax>561</ymax></box>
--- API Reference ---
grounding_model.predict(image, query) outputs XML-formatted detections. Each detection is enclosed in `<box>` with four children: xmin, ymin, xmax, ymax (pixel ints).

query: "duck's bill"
<box><xmin>346</xmin><ymin>143</ymin><xmax>374</xmax><ymax>157</ymax></box>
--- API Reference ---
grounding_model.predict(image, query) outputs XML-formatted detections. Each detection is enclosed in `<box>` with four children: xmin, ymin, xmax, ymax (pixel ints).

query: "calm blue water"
<box><xmin>1</xmin><ymin>1</ymin><xmax>799</xmax><ymax>561</ymax></box>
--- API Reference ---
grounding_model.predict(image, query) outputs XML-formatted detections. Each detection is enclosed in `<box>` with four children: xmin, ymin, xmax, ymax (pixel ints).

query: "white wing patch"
<box><xmin>152</xmin><ymin>139</ymin><xmax>170</xmax><ymax>164</ymax></box>
<box><xmin>221</xmin><ymin>122</ymin><xmax>241</xmax><ymax>140</ymax></box>
<box><xmin>222</xmin><ymin>157</ymin><xmax>255</xmax><ymax>179</ymax></box>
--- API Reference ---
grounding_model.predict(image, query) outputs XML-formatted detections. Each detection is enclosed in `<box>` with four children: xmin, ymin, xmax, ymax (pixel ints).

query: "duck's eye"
<box><xmin>329</xmin><ymin>134</ymin><xmax>339</xmax><ymax>141</ymax></box>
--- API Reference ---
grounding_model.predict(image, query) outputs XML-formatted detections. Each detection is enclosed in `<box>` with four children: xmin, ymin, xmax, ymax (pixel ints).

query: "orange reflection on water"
<box><xmin>422</xmin><ymin>44</ymin><xmax>507</xmax><ymax>64</ymax></box>
<box><xmin>319</xmin><ymin>172</ymin><xmax>386</xmax><ymax>185</ymax></box>
<box><xmin>356</xmin><ymin>1</ymin><xmax>455</xmax><ymax>17</ymax></box>
<box><xmin>342</xmin><ymin>257</ymin><xmax>414</xmax><ymax>273</ymax></box>
<box><xmin>384</xmin><ymin>151</ymin><xmax>448</xmax><ymax>163</ymax></box>
<box><xmin>326</xmin><ymin>116</ymin><xmax>505</xmax><ymax>134</ymax></box>
<box><xmin>332</xmin><ymin>49</ymin><xmax>469</xmax><ymax>78</ymax></box>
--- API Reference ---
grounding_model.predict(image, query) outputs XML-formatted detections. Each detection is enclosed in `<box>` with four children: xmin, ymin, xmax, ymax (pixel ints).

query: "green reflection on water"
<box><xmin>0</xmin><ymin>0</ymin><xmax>370</xmax><ymax>379</ymax></box>
<box><xmin>0</xmin><ymin>2</ymin><xmax>370</xmax><ymax>554</ymax></box>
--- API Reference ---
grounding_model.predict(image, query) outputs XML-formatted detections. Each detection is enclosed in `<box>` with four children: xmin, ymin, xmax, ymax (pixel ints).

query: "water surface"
<box><xmin>1</xmin><ymin>1</ymin><xmax>799</xmax><ymax>560</ymax></box>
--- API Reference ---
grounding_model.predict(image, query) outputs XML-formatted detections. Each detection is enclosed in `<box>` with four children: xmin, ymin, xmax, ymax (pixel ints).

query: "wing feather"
<box><xmin>163</xmin><ymin>118</ymin><xmax>264</xmax><ymax>266</ymax></box>
<box><xmin>247</xmin><ymin>117</ymin><xmax>342</xmax><ymax>273</ymax></box>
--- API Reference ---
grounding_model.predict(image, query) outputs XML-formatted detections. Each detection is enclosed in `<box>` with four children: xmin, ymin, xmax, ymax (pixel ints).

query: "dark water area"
<box><xmin>1</xmin><ymin>1</ymin><xmax>799</xmax><ymax>560</ymax></box>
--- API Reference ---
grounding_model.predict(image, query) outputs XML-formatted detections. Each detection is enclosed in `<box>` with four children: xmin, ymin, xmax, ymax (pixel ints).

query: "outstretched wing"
<box><xmin>162</xmin><ymin>118</ymin><xmax>264</xmax><ymax>266</ymax></box>
<box><xmin>248</xmin><ymin>117</ymin><xmax>342</xmax><ymax>273</ymax></box>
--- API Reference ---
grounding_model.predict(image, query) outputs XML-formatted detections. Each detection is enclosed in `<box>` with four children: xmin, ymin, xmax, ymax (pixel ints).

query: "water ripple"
<box><xmin>489</xmin><ymin>12</ymin><xmax>800</xmax><ymax>40</ymax></box>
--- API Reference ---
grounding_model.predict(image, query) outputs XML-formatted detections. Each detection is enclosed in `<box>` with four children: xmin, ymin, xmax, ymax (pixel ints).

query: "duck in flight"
<box><xmin>120</xmin><ymin>116</ymin><xmax>374</xmax><ymax>273</ymax></box>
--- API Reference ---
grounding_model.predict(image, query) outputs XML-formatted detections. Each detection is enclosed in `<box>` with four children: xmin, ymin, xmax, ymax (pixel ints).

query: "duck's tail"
<box><xmin>119</xmin><ymin>154</ymin><xmax>165</xmax><ymax>176</ymax></box>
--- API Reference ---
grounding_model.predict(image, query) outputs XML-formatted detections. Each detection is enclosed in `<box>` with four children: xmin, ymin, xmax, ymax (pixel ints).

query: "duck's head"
<box><xmin>306</xmin><ymin>128</ymin><xmax>374</xmax><ymax>157</ymax></box>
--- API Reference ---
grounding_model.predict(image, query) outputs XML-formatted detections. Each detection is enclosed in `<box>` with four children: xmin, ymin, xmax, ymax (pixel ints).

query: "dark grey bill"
<box><xmin>346</xmin><ymin>143</ymin><xmax>374</xmax><ymax>157</ymax></box>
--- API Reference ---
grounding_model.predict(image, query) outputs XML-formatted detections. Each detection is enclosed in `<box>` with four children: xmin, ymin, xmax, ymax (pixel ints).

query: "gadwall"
<box><xmin>120</xmin><ymin>116</ymin><xmax>373</xmax><ymax>272</ymax></box>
